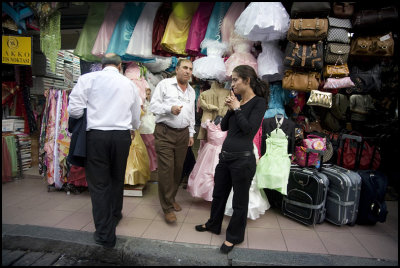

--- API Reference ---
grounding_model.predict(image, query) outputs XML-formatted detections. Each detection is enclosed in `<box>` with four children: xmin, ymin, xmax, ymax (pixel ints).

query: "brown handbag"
<box><xmin>332</xmin><ymin>2</ymin><xmax>355</xmax><ymax>18</ymax></box>
<box><xmin>282</xmin><ymin>70</ymin><xmax>321</xmax><ymax>92</ymax></box>
<box><xmin>350</xmin><ymin>33</ymin><xmax>394</xmax><ymax>57</ymax></box>
<box><xmin>323</xmin><ymin>57</ymin><xmax>350</xmax><ymax>78</ymax></box>
<box><xmin>283</xmin><ymin>41</ymin><xmax>324</xmax><ymax>70</ymax></box>
<box><xmin>287</xmin><ymin>18</ymin><xmax>328</xmax><ymax>42</ymax></box>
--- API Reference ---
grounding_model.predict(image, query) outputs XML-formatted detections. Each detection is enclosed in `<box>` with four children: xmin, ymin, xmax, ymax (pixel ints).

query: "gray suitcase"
<box><xmin>321</xmin><ymin>164</ymin><xmax>362</xmax><ymax>226</ymax></box>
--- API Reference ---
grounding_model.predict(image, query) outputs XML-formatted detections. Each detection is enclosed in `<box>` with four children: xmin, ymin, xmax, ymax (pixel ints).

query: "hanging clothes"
<box><xmin>152</xmin><ymin>2</ymin><xmax>174</xmax><ymax>57</ymax></box>
<box><xmin>161</xmin><ymin>2</ymin><xmax>200</xmax><ymax>56</ymax></box>
<box><xmin>91</xmin><ymin>2</ymin><xmax>126</xmax><ymax>58</ymax></box>
<box><xmin>125</xmin><ymin>2</ymin><xmax>162</xmax><ymax>59</ymax></box>
<box><xmin>56</xmin><ymin>90</ymin><xmax>71</xmax><ymax>181</ymax></box>
<box><xmin>264</xmin><ymin>82</ymin><xmax>291</xmax><ymax>119</ymax></box>
<box><xmin>39</xmin><ymin>89</ymin><xmax>50</xmax><ymax>176</ymax></box>
<box><xmin>221</xmin><ymin>2</ymin><xmax>246</xmax><ymax>55</ymax></box>
<box><xmin>185</xmin><ymin>2</ymin><xmax>215</xmax><ymax>56</ymax></box>
<box><xmin>139</xmin><ymin>98</ymin><xmax>157</xmax><ymax>172</ymax></box>
<box><xmin>257</xmin><ymin>41</ymin><xmax>285</xmax><ymax>82</ymax></box>
<box><xmin>262</xmin><ymin>115</ymin><xmax>296</xmax><ymax>155</ymax></box>
<box><xmin>200</xmin><ymin>2</ymin><xmax>232</xmax><ymax>55</ymax></box>
<box><xmin>74</xmin><ymin>2</ymin><xmax>107</xmax><ymax>62</ymax></box>
<box><xmin>4</xmin><ymin>135</ymin><xmax>18</xmax><ymax>178</ymax></box>
<box><xmin>256</xmin><ymin>117</ymin><xmax>291</xmax><ymax>195</ymax></box>
<box><xmin>124</xmin><ymin>62</ymin><xmax>149</xmax><ymax>105</ymax></box>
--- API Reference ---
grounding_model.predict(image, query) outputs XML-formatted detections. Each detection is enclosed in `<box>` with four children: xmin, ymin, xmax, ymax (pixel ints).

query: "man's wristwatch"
<box><xmin>233</xmin><ymin>107</ymin><xmax>241</xmax><ymax>112</ymax></box>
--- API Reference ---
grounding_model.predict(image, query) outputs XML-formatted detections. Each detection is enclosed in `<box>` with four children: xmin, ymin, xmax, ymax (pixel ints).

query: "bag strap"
<box><xmin>283</xmin><ymin>197</ymin><xmax>325</xmax><ymax>210</ymax></box>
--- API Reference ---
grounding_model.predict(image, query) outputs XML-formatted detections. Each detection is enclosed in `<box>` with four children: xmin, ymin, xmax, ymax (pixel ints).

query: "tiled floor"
<box><xmin>2</xmin><ymin>169</ymin><xmax>398</xmax><ymax>261</ymax></box>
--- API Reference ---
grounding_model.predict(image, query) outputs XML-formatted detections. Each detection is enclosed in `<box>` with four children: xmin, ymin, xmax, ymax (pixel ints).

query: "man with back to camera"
<box><xmin>150</xmin><ymin>59</ymin><xmax>196</xmax><ymax>223</ymax></box>
<box><xmin>67</xmin><ymin>53</ymin><xmax>141</xmax><ymax>248</ymax></box>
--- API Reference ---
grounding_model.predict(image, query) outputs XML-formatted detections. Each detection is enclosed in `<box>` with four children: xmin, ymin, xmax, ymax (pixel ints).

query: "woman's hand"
<box><xmin>225</xmin><ymin>90</ymin><xmax>240</xmax><ymax>110</ymax></box>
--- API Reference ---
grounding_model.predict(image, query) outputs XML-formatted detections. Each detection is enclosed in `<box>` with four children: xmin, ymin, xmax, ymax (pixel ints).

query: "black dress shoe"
<box><xmin>220</xmin><ymin>242</ymin><xmax>234</xmax><ymax>254</ymax></box>
<box><xmin>93</xmin><ymin>233</ymin><xmax>116</xmax><ymax>249</ymax></box>
<box><xmin>195</xmin><ymin>224</ymin><xmax>220</xmax><ymax>235</ymax></box>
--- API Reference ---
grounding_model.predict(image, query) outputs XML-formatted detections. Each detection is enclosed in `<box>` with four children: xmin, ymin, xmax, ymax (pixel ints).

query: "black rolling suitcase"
<box><xmin>282</xmin><ymin>149</ymin><xmax>329</xmax><ymax>226</ymax></box>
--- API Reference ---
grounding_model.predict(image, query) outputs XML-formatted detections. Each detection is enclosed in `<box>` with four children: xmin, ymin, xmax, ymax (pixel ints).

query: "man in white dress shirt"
<box><xmin>67</xmin><ymin>53</ymin><xmax>141</xmax><ymax>248</ymax></box>
<box><xmin>150</xmin><ymin>59</ymin><xmax>196</xmax><ymax>223</ymax></box>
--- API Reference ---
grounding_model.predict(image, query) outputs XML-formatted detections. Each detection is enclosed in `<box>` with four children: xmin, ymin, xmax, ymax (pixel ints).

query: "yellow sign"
<box><xmin>2</xmin><ymin>35</ymin><xmax>32</xmax><ymax>65</ymax></box>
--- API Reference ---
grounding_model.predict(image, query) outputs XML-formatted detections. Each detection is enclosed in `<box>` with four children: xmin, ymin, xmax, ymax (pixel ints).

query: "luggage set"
<box><xmin>276</xmin><ymin>134</ymin><xmax>388</xmax><ymax>226</ymax></box>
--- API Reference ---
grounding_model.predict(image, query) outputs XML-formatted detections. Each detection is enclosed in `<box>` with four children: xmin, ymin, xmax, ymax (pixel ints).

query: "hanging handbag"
<box><xmin>324</xmin><ymin>43</ymin><xmax>350</xmax><ymax>64</ymax></box>
<box><xmin>283</xmin><ymin>41</ymin><xmax>324</xmax><ymax>70</ymax></box>
<box><xmin>290</xmin><ymin>2</ymin><xmax>331</xmax><ymax>18</ymax></box>
<box><xmin>327</xmin><ymin>17</ymin><xmax>352</xmax><ymax>44</ymax></box>
<box><xmin>350</xmin><ymin>33</ymin><xmax>394</xmax><ymax>57</ymax></box>
<box><xmin>282</xmin><ymin>70</ymin><xmax>321</xmax><ymax>92</ymax></box>
<box><xmin>287</xmin><ymin>18</ymin><xmax>328</xmax><ymax>42</ymax></box>
<box><xmin>352</xmin><ymin>6</ymin><xmax>398</xmax><ymax>32</ymax></box>
<box><xmin>307</xmin><ymin>90</ymin><xmax>333</xmax><ymax>108</ymax></box>
<box><xmin>332</xmin><ymin>2</ymin><xmax>355</xmax><ymax>18</ymax></box>
<box><xmin>323</xmin><ymin>63</ymin><xmax>349</xmax><ymax>78</ymax></box>
<box><xmin>349</xmin><ymin>64</ymin><xmax>381</xmax><ymax>94</ymax></box>
<box><xmin>323</xmin><ymin>77</ymin><xmax>355</xmax><ymax>90</ymax></box>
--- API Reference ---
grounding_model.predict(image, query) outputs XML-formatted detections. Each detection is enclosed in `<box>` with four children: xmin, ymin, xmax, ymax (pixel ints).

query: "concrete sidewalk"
<box><xmin>2</xmin><ymin>224</ymin><xmax>397</xmax><ymax>266</ymax></box>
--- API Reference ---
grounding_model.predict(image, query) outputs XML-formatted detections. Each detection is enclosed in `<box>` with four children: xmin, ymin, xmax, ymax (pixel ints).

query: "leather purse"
<box><xmin>323</xmin><ymin>77</ymin><xmax>355</xmax><ymax>90</ymax></box>
<box><xmin>290</xmin><ymin>2</ymin><xmax>331</xmax><ymax>18</ymax></box>
<box><xmin>307</xmin><ymin>90</ymin><xmax>333</xmax><ymax>108</ymax></box>
<box><xmin>323</xmin><ymin>64</ymin><xmax>350</xmax><ymax>78</ymax></box>
<box><xmin>350</xmin><ymin>33</ymin><xmax>394</xmax><ymax>57</ymax></box>
<box><xmin>352</xmin><ymin>6</ymin><xmax>398</xmax><ymax>31</ymax></box>
<box><xmin>332</xmin><ymin>2</ymin><xmax>355</xmax><ymax>18</ymax></box>
<box><xmin>282</xmin><ymin>70</ymin><xmax>321</xmax><ymax>92</ymax></box>
<box><xmin>287</xmin><ymin>19</ymin><xmax>328</xmax><ymax>42</ymax></box>
<box><xmin>283</xmin><ymin>41</ymin><xmax>324</xmax><ymax>70</ymax></box>
<box><xmin>324</xmin><ymin>43</ymin><xmax>350</xmax><ymax>64</ymax></box>
<box><xmin>350</xmin><ymin>64</ymin><xmax>381</xmax><ymax>94</ymax></box>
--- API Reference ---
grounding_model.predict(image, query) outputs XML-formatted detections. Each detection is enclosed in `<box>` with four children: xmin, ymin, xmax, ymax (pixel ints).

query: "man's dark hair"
<box><xmin>176</xmin><ymin>58</ymin><xmax>192</xmax><ymax>68</ymax></box>
<box><xmin>101</xmin><ymin>53</ymin><xmax>122</xmax><ymax>69</ymax></box>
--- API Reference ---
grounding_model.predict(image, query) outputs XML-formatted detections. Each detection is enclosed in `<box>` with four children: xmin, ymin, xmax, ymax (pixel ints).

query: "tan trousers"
<box><xmin>154</xmin><ymin>123</ymin><xmax>189</xmax><ymax>213</ymax></box>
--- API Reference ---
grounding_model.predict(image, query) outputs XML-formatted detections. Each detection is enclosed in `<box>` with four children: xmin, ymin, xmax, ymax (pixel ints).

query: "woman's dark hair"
<box><xmin>232</xmin><ymin>65</ymin><xmax>270</xmax><ymax>108</ymax></box>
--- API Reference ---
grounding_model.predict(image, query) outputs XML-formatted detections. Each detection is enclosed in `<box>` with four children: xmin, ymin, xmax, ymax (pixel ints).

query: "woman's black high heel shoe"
<box><xmin>220</xmin><ymin>241</ymin><xmax>234</xmax><ymax>254</ymax></box>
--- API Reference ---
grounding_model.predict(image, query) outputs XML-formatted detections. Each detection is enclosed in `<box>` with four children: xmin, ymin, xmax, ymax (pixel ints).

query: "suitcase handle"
<box><xmin>341</xmin><ymin>134</ymin><xmax>362</xmax><ymax>142</ymax></box>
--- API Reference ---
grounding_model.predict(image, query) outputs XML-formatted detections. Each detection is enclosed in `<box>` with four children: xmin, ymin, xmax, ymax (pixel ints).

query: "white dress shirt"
<box><xmin>149</xmin><ymin>77</ymin><xmax>196</xmax><ymax>137</ymax></box>
<box><xmin>67</xmin><ymin>66</ymin><xmax>141</xmax><ymax>131</ymax></box>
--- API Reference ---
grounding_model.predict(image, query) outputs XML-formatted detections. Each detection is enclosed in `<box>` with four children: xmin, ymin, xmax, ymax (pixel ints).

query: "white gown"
<box><xmin>125</xmin><ymin>2</ymin><xmax>162</xmax><ymax>58</ymax></box>
<box><xmin>234</xmin><ymin>2</ymin><xmax>290</xmax><ymax>42</ymax></box>
<box><xmin>193</xmin><ymin>40</ymin><xmax>228</xmax><ymax>82</ymax></box>
<box><xmin>257</xmin><ymin>41</ymin><xmax>285</xmax><ymax>82</ymax></box>
<box><xmin>224</xmin><ymin>144</ymin><xmax>271</xmax><ymax>220</ymax></box>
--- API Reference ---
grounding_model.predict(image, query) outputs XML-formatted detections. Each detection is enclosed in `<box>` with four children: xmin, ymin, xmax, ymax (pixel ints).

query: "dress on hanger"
<box><xmin>187</xmin><ymin>119</ymin><xmax>227</xmax><ymax>201</ymax></box>
<box><xmin>256</xmin><ymin>116</ymin><xmax>291</xmax><ymax>195</ymax></box>
<box><xmin>125</xmin><ymin>2</ymin><xmax>162</xmax><ymax>59</ymax></box>
<box><xmin>257</xmin><ymin>41</ymin><xmax>285</xmax><ymax>82</ymax></box>
<box><xmin>225</xmin><ymin>144</ymin><xmax>271</xmax><ymax>220</ymax></box>
<box><xmin>193</xmin><ymin>40</ymin><xmax>228</xmax><ymax>82</ymax></box>
<box><xmin>152</xmin><ymin>2</ymin><xmax>173</xmax><ymax>57</ymax></box>
<box><xmin>198</xmin><ymin>81</ymin><xmax>230</xmax><ymax>140</ymax></box>
<box><xmin>161</xmin><ymin>2</ymin><xmax>200</xmax><ymax>56</ymax></box>
<box><xmin>185</xmin><ymin>2</ymin><xmax>215</xmax><ymax>56</ymax></box>
<box><xmin>105</xmin><ymin>2</ymin><xmax>145</xmax><ymax>57</ymax></box>
<box><xmin>264</xmin><ymin>82</ymin><xmax>290</xmax><ymax>119</ymax></box>
<box><xmin>125</xmin><ymin>62</ymin><xmax>149</xmax><ymax>105</ymax></box>
<box><xmin>225</xmin><ymin>33</ymin><xmax>258</xmax><ymax>77</ymax></box>
<box><xmin>234</xmin><ymin>2</ymin><xmax>290</xmax><ymax>42</ymax></box>
<box><xmin>200</xmin><ymin>2</ymin><xmax>232</xmax><ymax>55</ymax></box>
<box><xmin>220</xmin><ymin>2</ymin><xmax>246</xmax><ymax>55</ymax></box>
<box><xmin>91</xmin><ymin>2</ymin><xmax>125</xmax><ymax>58</ymax></box>
<box><xmin>74</xmin><ymin>2</ymin><xmax>107</xmax><ymax>62</ymax></box>
<box><xmin>125</xmin><ymin>129</ymin><xmax>151</xmax><ymax>186</ymax></box>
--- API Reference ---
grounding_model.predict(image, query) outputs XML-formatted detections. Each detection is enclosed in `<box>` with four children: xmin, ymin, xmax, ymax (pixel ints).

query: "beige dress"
<box><xmin>198</xmin><ymin>81</ymin><xmax>230</xmax><ymax>140</ymax></box>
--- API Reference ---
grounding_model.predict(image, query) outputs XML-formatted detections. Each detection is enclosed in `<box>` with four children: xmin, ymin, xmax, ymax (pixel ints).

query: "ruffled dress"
<box><xmin>225</xmin><ymin>144</ymin><xmax>271</xmax><ymax>220</ymax></box>
<box><xmin>91</xmin><ymin>2</ymin><xmax>125</xmax><ymax>58</ymax></box>
<box><xmin>187</xmin><ymin>120</ymin><xmax>227</xmax><ymax>201</ymax></box>
<box><xmin>234</xmin><ymin>2</ymin><xmax>290</xmax><ymax>42</ymax></box>
<box><xmin>257</xmin><ymin>41</ymin><xmax>285</xmax><ymax>82</ymax></box>
<box><xmin>200</xmin><ymin>2</ymin><xmax>232</xmax><ymax>55</ymax></box>
<box><xmin>193</xmin><ymin>40</ymin><xmax>228</xmax><ymax>82</ymax></box>
<box><xmin>225</xmin><ymin>33</ymin><xmax>258</xmax><ymax>77</ymax></box>
<box><xmin>125</xmin><ymin>2</ymin><xmax>162</xmax><ymax>59</ymax></box>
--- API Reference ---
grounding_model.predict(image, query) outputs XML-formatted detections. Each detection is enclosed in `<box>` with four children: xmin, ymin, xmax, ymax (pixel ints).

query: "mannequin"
<box><xmin>198</xmin><ymin>80</ymin><xmax>230</xmax><ymax>140</ymax></box>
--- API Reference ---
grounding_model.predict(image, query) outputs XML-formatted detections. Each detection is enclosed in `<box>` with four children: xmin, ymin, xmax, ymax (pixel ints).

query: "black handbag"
<box><xmin>283</xmin><ymin>41</ymin><xmax>324</xmax><ymax>70</ymax></box>
<box><xmin>290</xmin><ymin>2</ymin><xmax>331</xmax><ymax>18</ymax></box>
<box><xmin>352</xmin><ymin>6</ymin><xmax>398</xmax><ymax>33</ymax></box>
<box><xmin>349</xmin><ymin>64</ymin><xmax>381</xmax><ymax>94</ymax></box>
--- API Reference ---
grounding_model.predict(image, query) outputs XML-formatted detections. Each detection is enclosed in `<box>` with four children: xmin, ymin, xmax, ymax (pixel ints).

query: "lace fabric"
<box><xmin>193</xmin><ymin>40</ymin><xmax>228</xmax><ymax>82</ymax></box>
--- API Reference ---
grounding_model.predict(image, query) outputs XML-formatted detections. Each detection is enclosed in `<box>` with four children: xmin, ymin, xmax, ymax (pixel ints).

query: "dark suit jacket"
<box><xmin>261</xmin><ymin>117</ymin><xmax>296</xmax><ymax>155</ymax></box>
<box><xmin>67</xmin><ymin>109</ymin><xmax>87</xmax><ymax>167</ymax></box>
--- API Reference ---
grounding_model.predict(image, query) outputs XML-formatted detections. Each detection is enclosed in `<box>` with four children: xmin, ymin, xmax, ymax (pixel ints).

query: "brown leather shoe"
<box><xmin>173</xmin><ymin>202</ymin><xmax>182</xmax><ymax>212</ymax></box>
<box><xmin>165</xmin><ymin>212</ymin><xmax>177</xmax><ymax>223</ymax></box>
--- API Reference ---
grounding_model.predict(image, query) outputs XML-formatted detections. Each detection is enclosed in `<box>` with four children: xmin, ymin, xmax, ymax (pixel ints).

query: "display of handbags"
<box><xmin>282</xmin><ymin>70</ymin><xmax>321</xmax><ymax>92</ymax></box>
<box><xmin>287</xmin><ymin>18</ymin><xmax>329</xmax><ymax>42</ymax></box>
<box><xmin>325</xmin><ymin>43</ymin><xmax>350</xmax><ymax>64</ymax></box>
<box><xmin>283</xmin><ymin>41</ymin><xmax>324</xmax><ymax>70</ymax></box>
<box><xmin>307</xmin><ymin>90</ymin><xmax>333</xmax><ymax>108</ymax></box>
<box><xmin>350</xmin><ymin>33</ymin><xmax>394</xmax><ymax>57</ymax></box>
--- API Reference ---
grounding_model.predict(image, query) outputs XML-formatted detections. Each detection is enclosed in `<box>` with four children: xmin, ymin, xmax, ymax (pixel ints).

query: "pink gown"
<box><xmin>221</xmin><ymin>2</ymin><xmax>246</xmax><ymax>51</ymax></box>
<box><xmin>225</xmin><ymin>33</ymin><xmax>258</xmax><ymax>77</ymax></box>
<box><xmin>185</xmin><ymin>2</ymin><xmax>215</xmax><ymax>56</ymax></box>
<box><xmin>187</xmin><ymin>120</ymin><xmax>227</xmax><ymax>201</ymax></box>
<box><xmin>91</xmin><ymin>2</ymin><xmax>125</xmax><ymax>57</ymax></box>
<box><xmin>124</xmin><ymin>62</ymin><xmax>149</xmax><ymax>105</ymax></box>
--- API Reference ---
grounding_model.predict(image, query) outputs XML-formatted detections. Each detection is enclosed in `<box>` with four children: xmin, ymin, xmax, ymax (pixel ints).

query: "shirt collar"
<box><xmin>171</xmin><ymin>76</ymin><xmax>193</xmax><ymax>92</ymax></box>
<box><xmin>103</xmin><ymin>66</ymin><xmax>120</xmax><ymax>73</ymax></box>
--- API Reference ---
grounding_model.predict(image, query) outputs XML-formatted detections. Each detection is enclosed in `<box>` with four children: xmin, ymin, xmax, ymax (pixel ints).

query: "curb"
<box><xmin>2</xmin><ymin>224</ymin><xmax>398</xmax><ymax>266</ymax></box>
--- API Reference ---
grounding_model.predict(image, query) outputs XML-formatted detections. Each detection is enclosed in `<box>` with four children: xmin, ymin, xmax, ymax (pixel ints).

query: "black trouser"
<box><xmin>205</xmin><ymin>151</ymin><xmax>256</xmax><ymax>244</ymax></box>
<box><xmin>85</xmin><ymin>130</ymin><xmax>131</xmax><ymax>245</ymax></box>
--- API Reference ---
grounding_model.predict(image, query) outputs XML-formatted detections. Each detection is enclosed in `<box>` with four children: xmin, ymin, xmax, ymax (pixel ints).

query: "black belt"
<box><xmin>157</xmin><ymin>122</ymin><xmax>188</xmax><ymax>132</ymax></box>
<box><xmin>221</xmin><ymin>150</ymin><xmax>253</xmax><ymax>158</ymax></box>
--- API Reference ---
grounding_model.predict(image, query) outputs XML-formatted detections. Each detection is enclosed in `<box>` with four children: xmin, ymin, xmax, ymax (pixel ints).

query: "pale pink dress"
<box><xmin>125</xmin><ymin>62</ymin><xmax>149</xmax><ymax>104</ymax></box>
<box><xmin>225</xmin><ymin>33</ymin><xmax>258</xmax><ymax>77</ymax></box>
<box><xmin>91</xmin><ymin>2</ymin><xmax>125</xmax><ymax>57</ymax></box>
<box><xmin>221</xmin><ymin>2</ymin><xmax>246</xmax><ymax>54</ymax></box>
<box><xmin>187</xmin><ymin>120</ymin><xmax>227</xmax><ymax>201</ymax></box>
